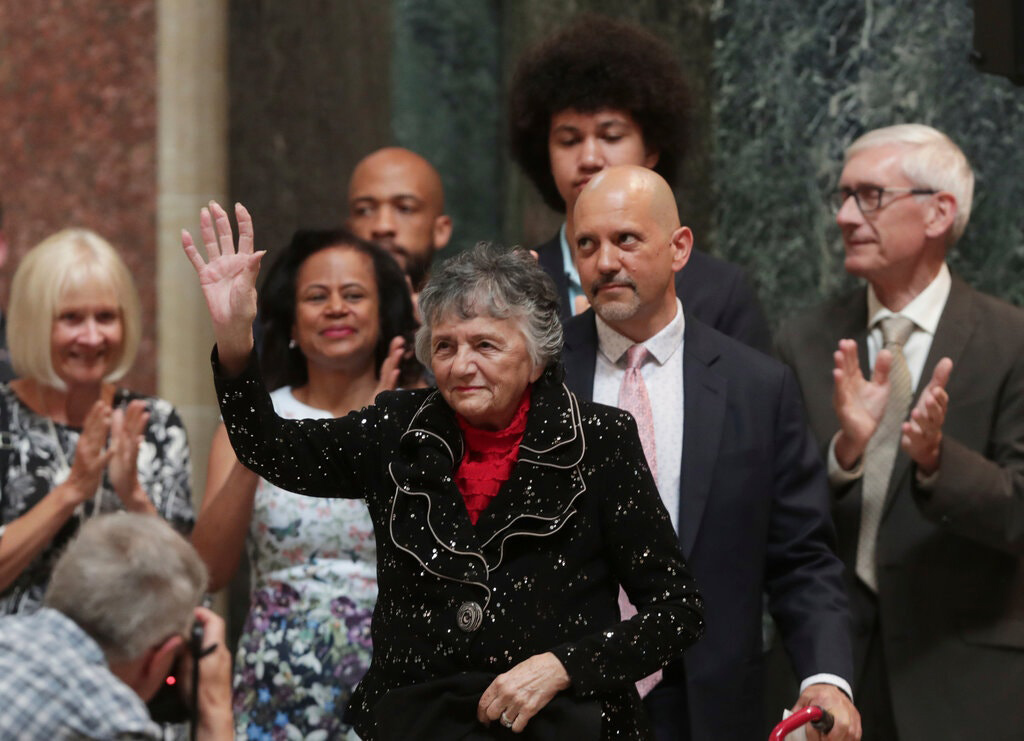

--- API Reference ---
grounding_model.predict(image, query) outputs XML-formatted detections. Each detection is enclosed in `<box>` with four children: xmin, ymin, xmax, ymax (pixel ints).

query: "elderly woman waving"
<box><xmin>182</xmin><ymin>203</ymin><xmax>702</xmax><ymax>740</ymax></box>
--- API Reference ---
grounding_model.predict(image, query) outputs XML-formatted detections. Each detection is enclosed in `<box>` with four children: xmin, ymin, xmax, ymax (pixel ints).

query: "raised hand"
<box><xmin>902</xmin><ymin>357</ymin><xmax>952</xmax><ymax>475</ymax></box>
<box><xmin>108</xmin><ymin>399</ymin><xmax>152</xmax><ymax>511</ymax></box>
<box><xmin>181</xmin><ymin>202</ymin><xmax>264</xmax><ymax>373</ymax></box>
<box><xmin>832</xmin><ymin>339</ymin><xmax>892</xmax><ymax>469</ymax></box>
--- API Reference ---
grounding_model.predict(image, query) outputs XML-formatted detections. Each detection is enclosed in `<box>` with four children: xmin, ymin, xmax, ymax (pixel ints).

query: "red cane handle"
<box><xmin>768</xmin><ymin>705</ymin><xmax>835</xmax><ymax>740</ymax></box>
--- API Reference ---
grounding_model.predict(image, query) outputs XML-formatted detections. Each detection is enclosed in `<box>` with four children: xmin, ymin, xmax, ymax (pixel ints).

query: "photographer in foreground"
<box><xmin>0</xmin><ymin>513</ymin><xmax>233</xmax><ymax>740</ymax></box>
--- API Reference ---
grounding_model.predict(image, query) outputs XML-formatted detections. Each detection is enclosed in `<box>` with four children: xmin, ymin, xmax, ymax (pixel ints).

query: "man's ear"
<box><xmin>644</xmin><ymin>148</ymin><xmax>660</xmax><ymax>170</ymax></box>
<box><xmin>137</xmin><ymin>635</ymin><xmax>184</xmax><ymax>701</ymax></box>
<box><xmin>433</xmin><ymin>215</ymin><xmax>453</xmax><ymax>251</ymax></box>
<box><xmin>670</xmin><ymin>226</ymin><xmax>694</xmax><ymax>273</ymax></box>
<box><xmin>924</xmin><ymin>192</ymin><xmax>957</xmax><ymax>240</ymax></box>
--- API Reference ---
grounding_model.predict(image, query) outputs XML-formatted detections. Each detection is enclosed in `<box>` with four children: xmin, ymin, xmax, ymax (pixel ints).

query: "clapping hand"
<box><xmin>181</xmin><ymin>202</ymin><xmax>264</xmax><ymax>375</ymax></box>
<box><xmin>64</xmin><ymin>400</ymin><xmax>115</xmax><ymax>505</ymax></box>
<box><xmin>373</xmin><ymin>336</ymin><xmax>408</xmax><ymax>396</ymax></box>
<box><xmin>901</xmin><ymin>357</ymin><xmax>952</xmax><ymax>475</ymax></box>
<box><xmin>108</xmin><ymin>399</ymin><xmax>152</xmax><ymax>510</ymax></box>
<box><xmin>832</xmin><ymin>339</ymin><xmax>892</xmax><ymax>469</ymax></box>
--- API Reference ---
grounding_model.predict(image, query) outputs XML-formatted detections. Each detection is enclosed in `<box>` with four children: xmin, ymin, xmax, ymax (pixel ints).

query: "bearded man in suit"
<box><xmin>562</xmin><ymin>164</ymin><xmax>860</xmax><ymax>741</ymax></box>
<box><xmin>346</xmin><ymin>146</ymin><xmax>452</xmax><ymax>295</ymax></box>
<box><xmin>776</xmin><ymin>124</ymin><xmax>1024</xmax><ymax>740</ymax></box>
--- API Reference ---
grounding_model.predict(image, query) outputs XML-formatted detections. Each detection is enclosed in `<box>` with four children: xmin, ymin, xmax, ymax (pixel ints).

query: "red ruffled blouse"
<box><xmin>454</xmin><ymin>386</ymin><xmax>532</xmax><ymax>525</ymax></box>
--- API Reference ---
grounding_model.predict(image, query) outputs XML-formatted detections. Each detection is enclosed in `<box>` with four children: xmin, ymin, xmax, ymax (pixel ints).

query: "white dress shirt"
<box><xmin>593</xmin><ymin>299</ymin><xmax>685</xmax><ymax>533</ymax></box>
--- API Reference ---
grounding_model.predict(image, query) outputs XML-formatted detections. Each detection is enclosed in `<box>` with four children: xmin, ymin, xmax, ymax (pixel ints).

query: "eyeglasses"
<box><xmin>829</xmin><ymin>186</ymin><xmax>937</xmax><ymax>214</ymax></box>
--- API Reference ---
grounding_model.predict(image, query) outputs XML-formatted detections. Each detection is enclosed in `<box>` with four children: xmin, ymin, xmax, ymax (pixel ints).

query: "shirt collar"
<box><xmin>866</xmin><ymin>262</ymin><xmax>951</xmax><ymax>335</ymax></box>
<box><xmin>595</xmin><ymin>298</ymin><xmax>685</xmax><ymax>366</ymax></box>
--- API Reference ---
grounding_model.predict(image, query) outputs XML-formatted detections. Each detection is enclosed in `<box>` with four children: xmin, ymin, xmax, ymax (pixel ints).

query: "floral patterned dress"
<box><xmin>233</xmin><ymin>387</ymin><xmax>376</xmax><ymax>741</ymax></box>
<box><xmin>0</xmin><ymin>384</ymin><xmax>194</xmax><ymax>616</ymax></box>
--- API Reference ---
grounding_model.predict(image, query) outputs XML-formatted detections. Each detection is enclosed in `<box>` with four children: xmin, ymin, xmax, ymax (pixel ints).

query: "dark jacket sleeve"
<box><xmin>764</xmin><ymin>368</ymin><xmax>853</xmax><ymax>683</ymax></box>
<box><xmin>551</xmin><ymin>410</ymin><xmax>704</xmax><ymax>692</ymax></box>
<box><xmin>212</xmin><ymin>348</ymin><xmax>381</xmax><ymax>499</ymax></box>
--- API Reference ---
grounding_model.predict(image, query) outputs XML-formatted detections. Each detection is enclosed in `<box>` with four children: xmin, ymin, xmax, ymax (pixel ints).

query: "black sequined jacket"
<box><xmin>215</xmin><ymin>351</ymin><xmax>704</xmax><ymax>739</ymax></box>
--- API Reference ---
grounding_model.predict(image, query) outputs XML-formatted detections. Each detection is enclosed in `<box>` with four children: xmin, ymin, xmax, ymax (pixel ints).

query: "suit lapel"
<box><xmin>916</xmin><ymin>275</ymin><xmax>975</xmax><ymax>397</ymax></box>
<box><xmin>680</xmin><ymin>319</ymin><xmax>727</xmax><ymax>557</ymax></box>
<box><xmin>563</xmin><ymin>311</ymin><xmax>727</xmax><ymax>556</ymax></box>
<box><xmin>882</xmin><ymin>276</ymin><xmax>976</xmax><ymax>516</ymax></box>
<box><xmin>561</xmin><ymin>312</ymin><xmax>599</xmax><ymax>400</ymax></box>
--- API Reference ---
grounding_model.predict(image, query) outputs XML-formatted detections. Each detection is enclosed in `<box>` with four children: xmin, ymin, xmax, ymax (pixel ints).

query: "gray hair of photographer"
<box><xmin>44</xmin><ymin>512</ymin><xmax>208</xmax><ymax>662</ymax></box>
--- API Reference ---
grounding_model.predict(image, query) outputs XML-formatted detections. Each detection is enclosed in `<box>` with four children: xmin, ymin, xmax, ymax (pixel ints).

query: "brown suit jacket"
<box><xmin>776</xmin><ymin>274</ymin><xmax>1024</xmax><ymax>741</ymax></box>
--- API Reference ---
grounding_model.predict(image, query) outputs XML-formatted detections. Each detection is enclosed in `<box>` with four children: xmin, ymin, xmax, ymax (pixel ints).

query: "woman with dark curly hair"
<box><xmin>507</xmin><ymin>14</ymin><xmax>771</xmax><ymax>353</ymax></box>
<box><xmin>191</xmin><ymin>227</ymin><xmax>417</xmax><ymax>740</ymax></box>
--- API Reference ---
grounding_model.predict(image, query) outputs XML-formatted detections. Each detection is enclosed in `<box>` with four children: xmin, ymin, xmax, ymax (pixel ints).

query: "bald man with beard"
<box><xmin>560</xmin><ymin>166</ymin><xmax>860</xmax><ymax>740</ymax></box>
<box><xmin>347</xmin><ymin>147</ymin><xmax>452</xmax><ymax>292</ymax></box>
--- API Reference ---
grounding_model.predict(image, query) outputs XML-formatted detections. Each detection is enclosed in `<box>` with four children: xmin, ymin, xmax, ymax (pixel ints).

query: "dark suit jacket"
<box><xmin>776</xmin><ymin>275</ymin><xmax>1024</xmax><ymax>740</ymax></box>
<box><xmin>536</xmin><ymin>231</ymin><xmax>773</xmax><ymax>353</ymax></box>
<box><xmin>562</xmin><ymin>311</ymin><xmax>852</xmax><ymax>739</ymax></box>
<box><xmin>215</xmin><ymin>354</ymin><xmax>704</xmax><ymax>740</ymax></box>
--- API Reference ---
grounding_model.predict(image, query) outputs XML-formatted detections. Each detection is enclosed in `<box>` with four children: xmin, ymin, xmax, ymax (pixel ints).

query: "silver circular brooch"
<box><xmin>456</xmin><ymin>601</ymin><xmax>483</xmax><ymax>632</ymax></box>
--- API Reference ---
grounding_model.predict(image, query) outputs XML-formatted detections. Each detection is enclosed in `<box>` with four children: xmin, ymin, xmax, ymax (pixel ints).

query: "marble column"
<box><xmin>157</xmin><ymin>0</ymin><xmax>229</xmax><ymax>505</ymax></box>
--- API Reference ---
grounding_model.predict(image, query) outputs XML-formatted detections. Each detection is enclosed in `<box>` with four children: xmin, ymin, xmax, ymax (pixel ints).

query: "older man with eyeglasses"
<box><xmin>777</xmin><ymin>124</ymin><xmax>1024</xmax><ymax>741</ymax></box>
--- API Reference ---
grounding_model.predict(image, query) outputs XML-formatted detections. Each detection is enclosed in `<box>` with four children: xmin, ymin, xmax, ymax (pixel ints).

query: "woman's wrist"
<box><xmin>119</xmin><ymin>484</ymin><xmax>155</xmax><ymax>513</ymax></box>
<box><xmin>54</xmin><ymin>479</ymin><xmax>92</xmax><ymax>510</ymax></box>
<box><xmin>212</xmin><ymin>324</ymin><xmax>255</xmax><ymax>376</ymax></box>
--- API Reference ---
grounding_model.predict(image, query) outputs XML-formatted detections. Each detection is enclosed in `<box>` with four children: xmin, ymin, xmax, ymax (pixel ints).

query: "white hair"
<box><xmin>846</xmin><ymin>124</ymin><xmax>974</xmax><ymax>243</ymax></box>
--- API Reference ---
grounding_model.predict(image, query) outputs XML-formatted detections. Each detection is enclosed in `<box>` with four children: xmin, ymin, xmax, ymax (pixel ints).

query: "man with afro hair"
<box><xmin>508</xmin><ymin>14</ymin><xmax>771</xmax><ymax>353</ymax></box>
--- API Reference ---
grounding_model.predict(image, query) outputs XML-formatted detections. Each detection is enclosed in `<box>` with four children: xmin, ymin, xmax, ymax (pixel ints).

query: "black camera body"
<box><xmin>147</xmin><ymin>620</ymin><xmax>205</xmax><ymax>725</ymax></box>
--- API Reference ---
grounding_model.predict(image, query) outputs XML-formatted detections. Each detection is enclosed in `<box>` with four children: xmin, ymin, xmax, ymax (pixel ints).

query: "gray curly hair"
<box><xmin>415</xmin><ymin>244</ymin><xmax>563</xmax><ymax>371</ymax></box>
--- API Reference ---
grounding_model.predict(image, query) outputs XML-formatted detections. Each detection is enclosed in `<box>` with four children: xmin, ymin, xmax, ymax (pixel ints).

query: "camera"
<box><xmin>147</xmin><ymin>620</ymin><xmax>207</xmax><ymax>725</ymax></box>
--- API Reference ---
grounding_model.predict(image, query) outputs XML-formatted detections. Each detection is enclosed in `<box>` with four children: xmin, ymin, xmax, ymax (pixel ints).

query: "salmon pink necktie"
<box><xmin>616</xmin><ymin>343</ymin><xmax>662</xmax><ymax>697</ymax></box>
